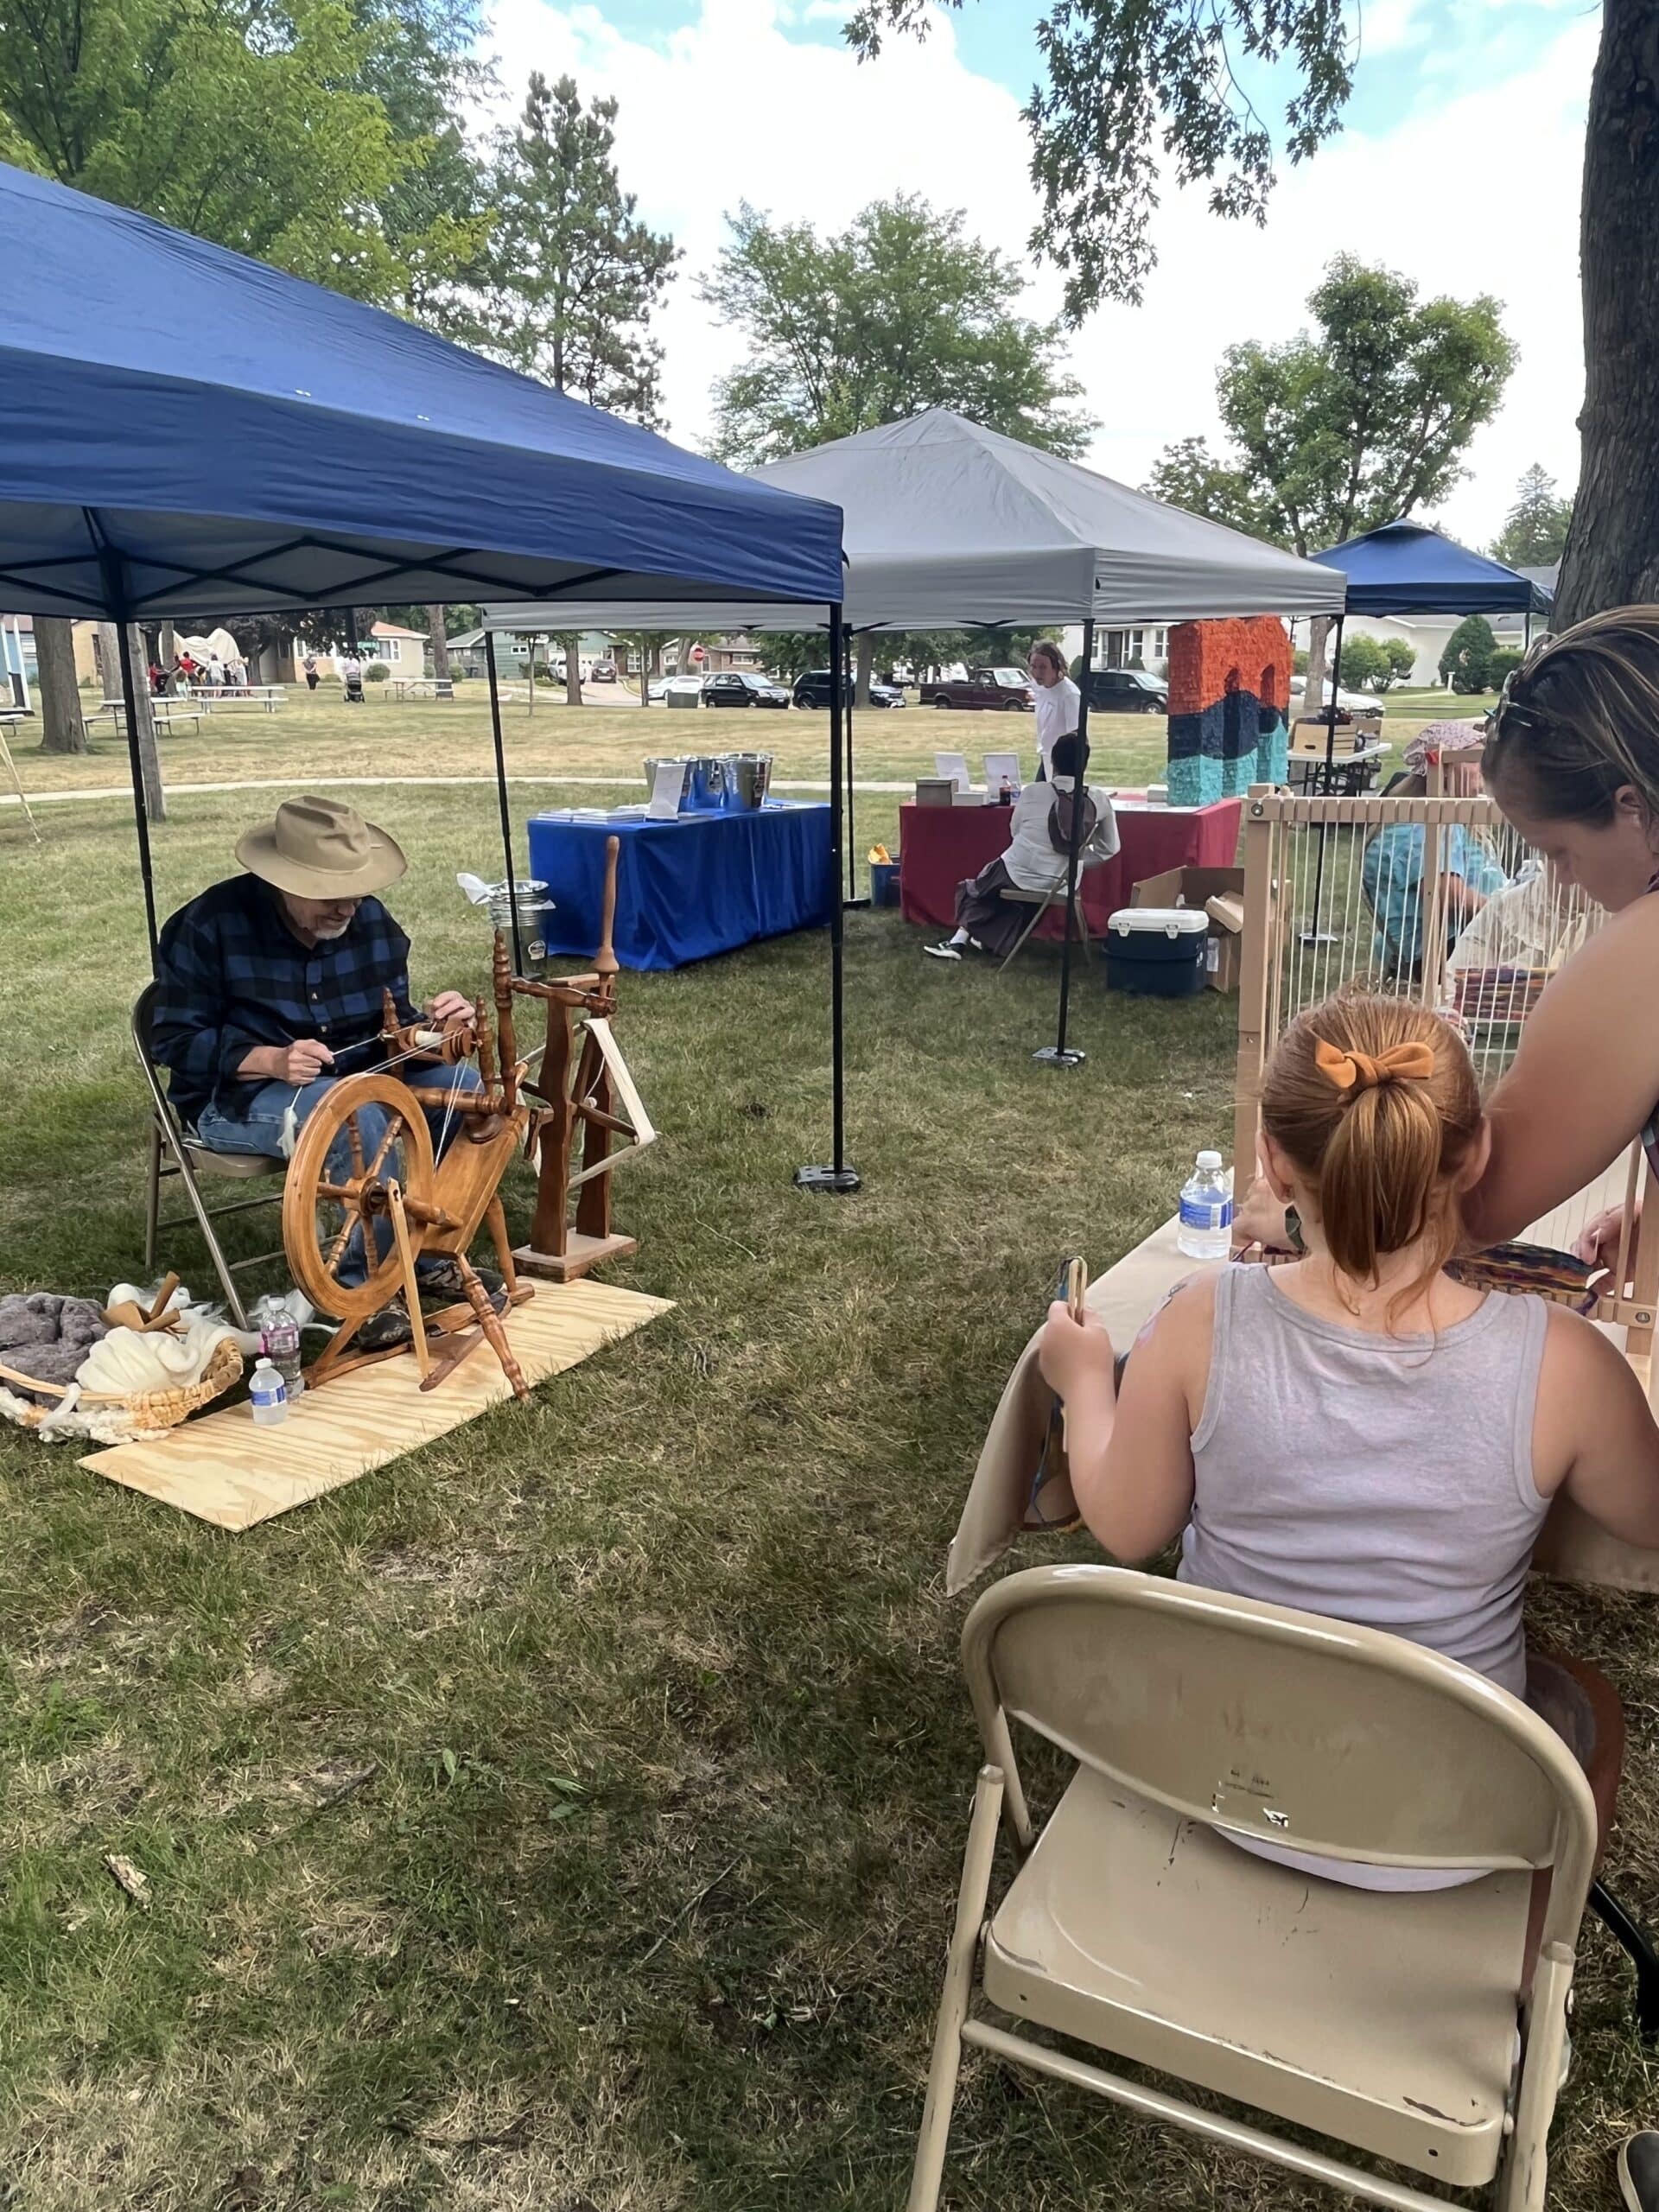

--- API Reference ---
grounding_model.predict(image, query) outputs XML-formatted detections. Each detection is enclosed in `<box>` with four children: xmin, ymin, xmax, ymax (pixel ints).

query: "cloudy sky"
<box><xmin>481</xmin><ymin>0</ymin><xmax>1597</xmax><ymax>550</ymax></box>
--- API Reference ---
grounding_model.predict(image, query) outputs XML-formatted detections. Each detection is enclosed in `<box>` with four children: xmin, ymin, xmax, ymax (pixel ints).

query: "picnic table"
<box><xmin>194</xmin><ymin>684</ymin><xmax>283</xmax><ymax>713</ymax></box>
<box><xmin>93</xmin><ymin>697</ymin><xmax>204</xmax><ymax>734</ymax></box>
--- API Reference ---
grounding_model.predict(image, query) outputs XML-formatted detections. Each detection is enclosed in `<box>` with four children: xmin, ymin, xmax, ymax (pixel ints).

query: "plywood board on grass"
<box><xmin>79</xmin><ymin>1279</ymin><xmax>671</xmax><ymax>1531</ymax></box>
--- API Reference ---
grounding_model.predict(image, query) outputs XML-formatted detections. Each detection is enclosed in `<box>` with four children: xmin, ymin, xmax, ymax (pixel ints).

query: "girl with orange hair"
<box><xmin>1039</xmin><ymin>991</ymin><xmax>1659</xmax><ymax>1718</ymax></box>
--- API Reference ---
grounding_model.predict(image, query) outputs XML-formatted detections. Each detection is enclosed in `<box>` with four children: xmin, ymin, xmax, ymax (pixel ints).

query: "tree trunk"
<box><xmin>855</xmin><ymin>632</ymin><xmax>874</xmax><ymax>710</ymax></box>
<box><xmin>35</xmin><ymin>618</ymin><xmax>87</xmax><ymax>753</ymax></box>
<box><xmin>99</xmin><ymin>620</ymin><xmax>166</xmax><ymax>821</ymax></box>
<box><xmin>1300</xmin><ymin>617</ymin><xmax>1331</xmax><ymax>715</ymax></box>
<box><xmin>427</xmin><ymin>604</ymin><xmax>452</xmax><ymax>690</ymax></box>
<box><xmin>524</xmin><ymin>640</ymin><xmax>535</xmax><ymax>717</ymax></box>
<box><xmin>1555</xmin><ymin>0</ymin><xmax>1659</xmax><ymax>627</ymax></box>
<box><xmin>563</xmin><ymin>632</ymin><xmax>582</xmax><ymax>707</ymax></box>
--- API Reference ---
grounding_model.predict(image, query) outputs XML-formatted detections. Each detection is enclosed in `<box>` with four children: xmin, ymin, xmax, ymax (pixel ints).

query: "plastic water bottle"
<box><xmin>253</xmin><ymin>1295</ymin><xmax>304</xmax><ymax>1400</ymax></box>
<box><xmin>1178</xmin><ymin>1149</ymin><xmax>1234</xmax><ymax>1261</ymax></box>
<box><xmin>249</xmin><ymin>1357</ymin><xmax>289</xmax><ymax>1426</ymax></box>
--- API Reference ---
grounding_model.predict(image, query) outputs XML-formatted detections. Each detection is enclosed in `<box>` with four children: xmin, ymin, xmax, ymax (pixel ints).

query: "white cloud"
<box><xmin>478</xmin><ymin>0</ymin><xmax>1596</xmax><ymax>547</ymax></box>
<box><xmin>1360</xmin><ymin>0</ymin><xmax>1429</xmax><ymax>56</ymax></box>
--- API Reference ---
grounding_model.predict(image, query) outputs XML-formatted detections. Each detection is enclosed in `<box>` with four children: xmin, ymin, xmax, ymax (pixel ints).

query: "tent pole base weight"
<box><xmin>794</xmin><ymin>1164</ymin><xmax>861</xmax><ymax>1193</ymax></box>
<box><xmin>1033</xmin><ymin>1046</ymin><xmax>1087</xmax><ymax>1070</ymax></box>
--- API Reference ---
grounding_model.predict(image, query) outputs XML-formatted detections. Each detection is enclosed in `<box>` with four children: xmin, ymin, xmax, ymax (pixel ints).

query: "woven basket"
<box><xmin>0</xmin><ymin>1335</ymin><xmax>244</xmax><ymax>1442</ymax></box>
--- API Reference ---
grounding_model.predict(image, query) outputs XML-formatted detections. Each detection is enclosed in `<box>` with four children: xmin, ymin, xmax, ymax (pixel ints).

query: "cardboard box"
<box><xmin>915</xmin><ymin>778</ymin><xmax>957</xmax><ymax>807</ymax></box>
<box><xmin>1131</xmin><ymin>864</ymin><xmax>1246</xmax><ymax>994</ymax></box>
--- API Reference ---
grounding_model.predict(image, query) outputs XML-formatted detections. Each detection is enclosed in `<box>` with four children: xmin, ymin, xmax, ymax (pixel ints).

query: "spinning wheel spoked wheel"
<box><xmin>281</xmin><ymin>1071</ymin><xmax>445</xmax><ymax>1349</ymax></box>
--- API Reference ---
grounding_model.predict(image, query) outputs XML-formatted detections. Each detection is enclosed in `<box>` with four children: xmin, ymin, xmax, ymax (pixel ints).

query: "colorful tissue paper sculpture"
<box><xmin>1165</xmin><ymin>619</ymin><xmax>1294</xmax><ymax>806</ymax></box>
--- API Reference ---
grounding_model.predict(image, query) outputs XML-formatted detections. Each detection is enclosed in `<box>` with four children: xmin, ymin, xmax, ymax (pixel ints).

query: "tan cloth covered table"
<box><xmin>950</xmin><ymin>1217</ymin><xmax>1659</xmax><ymax>1598</ymax></box>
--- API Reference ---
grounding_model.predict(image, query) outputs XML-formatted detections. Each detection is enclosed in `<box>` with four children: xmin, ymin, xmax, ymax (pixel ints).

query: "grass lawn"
<box><xmin>1</xmin><ymin>734</ymin><xmax>1653</xmax><ymax>2209</ymax></box>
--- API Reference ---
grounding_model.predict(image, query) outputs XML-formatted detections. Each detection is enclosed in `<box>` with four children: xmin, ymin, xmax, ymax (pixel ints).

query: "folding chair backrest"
<box><xmin>963</xmin><ymin>1566</ymin><xmax>1596</xmax><ymax>1896</ymax></box>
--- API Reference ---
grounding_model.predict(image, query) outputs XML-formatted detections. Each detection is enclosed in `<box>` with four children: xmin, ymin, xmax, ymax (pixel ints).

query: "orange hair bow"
<box><xmin>1313</xmin><ymin>1038</ymin><xmax>1436</xmax><ymax>1093</ymax></box>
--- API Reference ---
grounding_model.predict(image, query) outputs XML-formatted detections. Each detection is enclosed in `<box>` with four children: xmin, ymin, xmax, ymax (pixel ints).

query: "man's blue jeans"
<box><xmin>196</xmin><ymin>1062</ymin><xmax>482</xmax><ymax>1287</ymax></box>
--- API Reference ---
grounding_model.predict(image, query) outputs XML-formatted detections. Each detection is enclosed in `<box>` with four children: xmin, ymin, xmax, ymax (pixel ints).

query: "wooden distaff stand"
<box><xmin>282</xmin><ymin>943</ymin><xmax>536</xmax><ymax>1398</ymax></box>
<box><xmin>512</xmin><ymin>834</ymin><xmax>655</xmax><ymax>1285</ymax></box>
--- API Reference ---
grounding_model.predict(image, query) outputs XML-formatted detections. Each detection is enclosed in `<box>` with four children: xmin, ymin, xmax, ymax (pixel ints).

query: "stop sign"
<box><xmin>690</xmin><ymin>645</ymin><xmax>705</xmax><ymax>664</ymax></box>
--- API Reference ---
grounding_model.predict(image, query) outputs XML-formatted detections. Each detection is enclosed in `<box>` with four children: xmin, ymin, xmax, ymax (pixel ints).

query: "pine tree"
<box><xmin>1490</xmin><ymin>465</ymin><xmax>1575</xmax><ymax>572</ymax></box>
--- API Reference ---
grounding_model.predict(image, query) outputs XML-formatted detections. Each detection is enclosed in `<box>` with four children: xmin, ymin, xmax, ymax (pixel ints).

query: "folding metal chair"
<box><xmin>132</xmin><ymin>982</ymin><xmax>285</xmax><ymax>1329</ymax></box>
<box><xmin>995</xmin><ymin>864</ymin><xmax>1099</xmax><ymax>975</ymax></box>
<box><xmin>909</xmin><ymin>1564</ymin><xmax>1600</xmax><ymax>2212</ymax></box>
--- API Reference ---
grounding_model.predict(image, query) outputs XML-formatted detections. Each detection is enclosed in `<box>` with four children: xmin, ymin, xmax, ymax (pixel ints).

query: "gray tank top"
<box><xmin>1180</xmin><ymin>1266</ymin><xmax>1551</xmax><ymax>1699</ymax></box>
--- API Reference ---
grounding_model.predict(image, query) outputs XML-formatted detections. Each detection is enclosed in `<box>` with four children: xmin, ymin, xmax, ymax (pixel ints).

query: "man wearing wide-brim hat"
<box><xmin>151</xmin><ymin>794</ymin><xmax>496</xmax><ymax>1347</ymax></box>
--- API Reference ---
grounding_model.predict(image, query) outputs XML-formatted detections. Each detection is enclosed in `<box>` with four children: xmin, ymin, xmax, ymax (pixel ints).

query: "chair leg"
<box><xmin>143</xmin><ymin>1123</ymin><xmax>162</xmax><ymax>1274</ymax></box>
<box><xmin>160</xmin><ymin>1130</ymin><xmax>256</xmax><ymax>1331</ymax></box>
<box><xmin>1494</xmin><ymin>1947</ymin><xmax>1571</xmax><ymax>2212</ymax></box>
<box><xmin>997</xmin><ymin>896</ymin><xmax>1057</xmax><ymax>975</ymax></box>
<box><xmin>906</xmin><ymin>1764</ymin><xmax>1004</xmax><ymax>2212</ymax></box>
<box><xmin>1590</xmin><ymin>1878</ymin><xmax>1659</xmax><ymax>2038</ymax></box>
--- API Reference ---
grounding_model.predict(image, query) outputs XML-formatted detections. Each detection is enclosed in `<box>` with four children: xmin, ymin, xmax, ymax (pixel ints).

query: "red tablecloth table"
<box><xmin>898</xmin><ymin>794</ymin><xmax>1243</xmax><ymax>938</ymax></box>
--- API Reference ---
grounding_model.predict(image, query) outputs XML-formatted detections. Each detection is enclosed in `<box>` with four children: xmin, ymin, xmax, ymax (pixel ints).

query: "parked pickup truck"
<box><xmin>918</xmin><ymin>665</ymin><xmax>1034</xmax><ymax>711</ymax></box>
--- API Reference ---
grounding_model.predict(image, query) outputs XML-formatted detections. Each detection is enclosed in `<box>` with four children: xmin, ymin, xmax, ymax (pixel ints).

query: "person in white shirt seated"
<box><xmin>1028</xmin><ymin>637</ymin><xmax>1079</xmax><ymax>776</ymax></box>
<box><xmin>925</xmin><ymin>734</ymin><xmax>1120</xmax><ymax>961</ymax></box>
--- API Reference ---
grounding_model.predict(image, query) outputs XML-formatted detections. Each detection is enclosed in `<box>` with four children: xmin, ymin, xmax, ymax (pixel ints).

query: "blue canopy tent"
<box><xmin>1312</xmin><ymin>519</ymin><xmax>1554</xmax><ymax>620</ymax></box>
<box><xmin>0</xmin><ymin>162</ymin><xmax>857</xmax><ymax>1187</ymax></box>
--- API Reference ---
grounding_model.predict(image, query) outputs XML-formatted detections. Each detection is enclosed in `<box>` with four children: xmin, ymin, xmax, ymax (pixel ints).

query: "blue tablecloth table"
<box><xmin>524</xmin><ymin>802</ymin><xmax>835</xmax><ymax>972</ymax></box>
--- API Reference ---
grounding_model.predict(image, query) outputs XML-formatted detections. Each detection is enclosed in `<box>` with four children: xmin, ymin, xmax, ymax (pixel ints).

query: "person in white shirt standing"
<box><xmin>1027</xmin><ymin>638</ymin><xmax>1080</xmax><ymax>776</ymax></box>
<box><xmin>925</xmin><ymin>734</ymin><xmax>1120</xmax><ymax>960</ymax></box>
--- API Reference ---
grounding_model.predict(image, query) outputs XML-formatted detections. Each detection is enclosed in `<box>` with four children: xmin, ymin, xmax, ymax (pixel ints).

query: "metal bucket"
<box><xmin>721</xmin><ymin>753</ymin><xmax>772</xmax><ymax>810</ymax></box>
<box><xmin>642</xmin><ymin>757</ymin><xmax>692</xmax><ymax>810</ymax></box>
<box><xmin>486</xmin><ymin>878</ymin><xmax>555</xmax><ymax>977</ymax></box>
<box><xmin>685</xmin><ymin>755</ymin><xmax>728</xmax><ymax>810</ymax></box>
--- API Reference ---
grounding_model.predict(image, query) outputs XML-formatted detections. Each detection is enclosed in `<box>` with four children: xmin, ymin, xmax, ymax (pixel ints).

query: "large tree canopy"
<box><xmin>702</xmin><ymin>194</ymin><xmax>1093</xmax><ymax>465</ymax></box>
<box><xmin>1143</xmin><ymin>257</ymin><xmax>1515</xmax><ymax>556</ymax></box>
<box><xmin>0</xmin><ymin>0</ymin><xmax>483</xmax><ymax>303</ymax></box>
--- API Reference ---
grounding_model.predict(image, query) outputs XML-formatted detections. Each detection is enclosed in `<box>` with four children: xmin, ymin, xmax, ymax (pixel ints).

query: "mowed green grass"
<box><xmin>1</xmin><ymin>769</ymin><xmax>1656</xmax><ymax>2210</ymax></box>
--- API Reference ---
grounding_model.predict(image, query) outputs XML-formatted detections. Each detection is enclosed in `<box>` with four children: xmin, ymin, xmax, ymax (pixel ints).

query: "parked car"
<box><xmin>702</xmin><ymin>670</ymin><xmax>791</xmax><ymax>709</ymax></box>
<box><xmin>791</xmin><ymin>670</ymin><xmax>906</xmax><ymax>709</ymax></box>
<box><xmin>1298</xmin><ymin>677</ymin><xmax>1384</xmax><ymax>716</ymax></box>
<box><xmin>918</xmin><ymin>666</ymin><xmax>1033</xmax><ymax>711</ymax></box>
<box><xmin>1084</xmin><ymin>666</ymin><xmax>1168</xmax><ymax>714</ymax></box>
<box><xmin>590</xmin><ymin>659</ymin><xmax>618</xmax><ymax>683</ymax></box>
<box><xmin>654</xmin><ymin>674</ymin><xmax>705</xmax><ymax>706</ymax></box>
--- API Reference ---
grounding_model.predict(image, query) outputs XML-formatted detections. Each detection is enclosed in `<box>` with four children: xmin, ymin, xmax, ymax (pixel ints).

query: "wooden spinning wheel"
<box><xmin>283</xmin><ymin>1073</ymin><xmax>437</xmax><ymax>1322</ymax></box>
<box><xmin>281</xmin><ymin>979</ymin><xmax>534</xmax><ymax>1398</ymax></box>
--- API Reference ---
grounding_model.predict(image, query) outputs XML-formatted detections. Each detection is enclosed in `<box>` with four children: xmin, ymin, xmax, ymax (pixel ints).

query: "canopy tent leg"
<box><xmin>795</xmin><ymin>601</ymin><xmax>861</xmax><ymax>1193</ymax></box>
<box><xmin>1524</xmin><ymin>611</ymin><xmax>1533</xmax><ymax>652</ymax></box>
<box><xmin>107</xmin><ymin>572</ymin><xmax>161</xmax><ymax>969</ymax></box>
<box><xmin>1300</xmin><ymin>610</ymin><xmax>1345</xmax><ymax>946</ymax></box>
<box><xmin>1034</xmin><ymin>615</ymin><xmax>1093</xmax><ymax>1071</ymax></box>
<box><xmin>844</xmin><ymin>628</ymin><xmax>860</xmax><ymax>905</ymax></box>
<box><xmin>485</xmin><ymin>632</ymin><xmax>524</xmax><ymax>972</ymax></box>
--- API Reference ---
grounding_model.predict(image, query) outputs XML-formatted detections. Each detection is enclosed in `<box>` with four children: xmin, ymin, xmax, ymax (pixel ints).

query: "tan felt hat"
<box><xmin>235</xmin><ymin>794</ymin><xmax>407</xmax><ymax>899</ymax></box>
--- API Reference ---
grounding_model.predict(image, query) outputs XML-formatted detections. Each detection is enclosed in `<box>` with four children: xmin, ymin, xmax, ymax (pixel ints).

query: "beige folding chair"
<box><xmin>995</xmin><ymin>861</ymin><xmax>1101</xmax><ymax>975</ymax></box>
<box><xmin>908</xmin><ymin>1564</ymin><xmax>1598</xmax><ymax>2212</ymax></box>
<box><xmin>132</xmin><ymin>983</ymin><xmax>286</xmax><ymax>1330</ymax></box>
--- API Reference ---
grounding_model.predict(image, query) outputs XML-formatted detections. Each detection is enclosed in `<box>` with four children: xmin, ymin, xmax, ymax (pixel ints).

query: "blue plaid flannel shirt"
<box><xmin>152</xmin><ymin>875</ymin><xmax>419</xmax><ymax>1122</ymax></box>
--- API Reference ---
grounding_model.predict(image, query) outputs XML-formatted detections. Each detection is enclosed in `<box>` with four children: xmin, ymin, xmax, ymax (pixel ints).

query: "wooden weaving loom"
<box><xmin>1233</xmin><ymin>785</ymin><xmax>1658</xmax><ymax>1363</ymax></box>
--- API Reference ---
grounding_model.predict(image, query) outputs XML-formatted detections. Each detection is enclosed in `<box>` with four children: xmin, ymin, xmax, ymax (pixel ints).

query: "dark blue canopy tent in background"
<box><xmin>1312</xmin><ymin>518</ymin><xmax>1554</xmax><ymax>620</ymax></box>
<box><xmin>0</xmin><ymin>162</ymin><xmax>857</xmax><ymax>1187</ymax></box>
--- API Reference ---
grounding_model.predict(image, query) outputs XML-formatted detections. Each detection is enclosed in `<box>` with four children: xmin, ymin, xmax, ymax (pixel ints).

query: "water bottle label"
<box><xmin>251</xmin><ymin>1379</ymin><xmax>286</xmax><ymax>1407</ymax></box>
<box><xmin>1179</xmin><ymin>1193</ymin><xmax>1234</xmax><ymax>1231</ymax></box>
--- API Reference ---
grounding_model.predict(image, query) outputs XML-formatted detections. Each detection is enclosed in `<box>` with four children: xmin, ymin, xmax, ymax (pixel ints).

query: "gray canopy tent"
<box><xmin>485</xmin><ymin>407</ymin><xmax>1346</xmax><ymax>1080</ymax></box>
